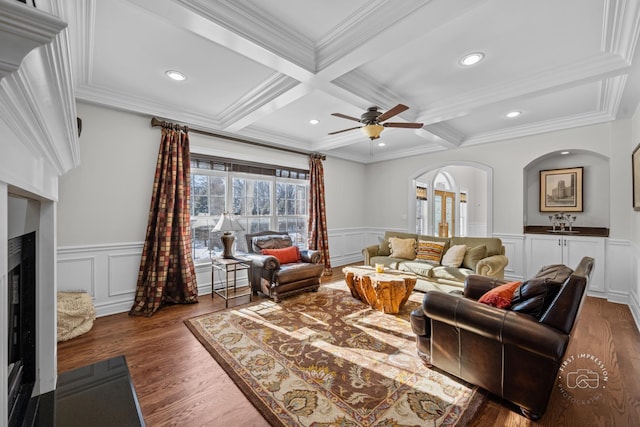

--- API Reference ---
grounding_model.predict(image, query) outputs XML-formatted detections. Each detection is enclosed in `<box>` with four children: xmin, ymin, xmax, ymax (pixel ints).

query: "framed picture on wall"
<box><xmin>539</xmin><ymin>167</ymin><xmax>583</xmax><ymax>212</ymax></box>
<box><xmin>633</xmin><ymin>143</ymin><xmax>640</xmax><ymax>210</ymax></box>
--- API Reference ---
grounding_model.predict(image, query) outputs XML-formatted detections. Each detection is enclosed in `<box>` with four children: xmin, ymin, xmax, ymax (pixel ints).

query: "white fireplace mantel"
<box><xmin>0</xmin><ymin>0</ymin><xmax>80</xmax><ymax>187</ymax></box>
<box><xmin>1</xmin><ymin>1</ymin><xmax>79</xmax><ymax>425</ymax></box>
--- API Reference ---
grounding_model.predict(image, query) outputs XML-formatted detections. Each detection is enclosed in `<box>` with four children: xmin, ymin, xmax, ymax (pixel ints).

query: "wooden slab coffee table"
<box><xmin>342</xmin><ymin>266</ymin><xmax>417</xmax><ymax>314</ymax></box>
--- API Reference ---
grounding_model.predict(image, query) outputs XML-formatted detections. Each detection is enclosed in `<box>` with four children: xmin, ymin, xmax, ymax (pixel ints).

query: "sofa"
<box><xmin>243</xmin><ymin>231</ymin><xmax>325</xmax><ymax>302</ymax></box>
<box><xmin>410</xmin><ymin>256</ymin><xmax>594</xmax><ymax>419</ymax></box>
<box><xmin>362</xmin><ymin>231</ymin><xmax>508</xmax><ymax>291</ymax></box>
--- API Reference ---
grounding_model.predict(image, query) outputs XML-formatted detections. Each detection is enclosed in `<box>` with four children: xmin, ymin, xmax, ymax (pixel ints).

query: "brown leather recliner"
<box><xmin>410</xmin><ymin>256</ymin><xmax>594</xmax><ymax>420</ymax></box>
<box><xmin>244</xmin><ymin>231</ymin><xmax>324</xmax><ymax>302</ymax></box>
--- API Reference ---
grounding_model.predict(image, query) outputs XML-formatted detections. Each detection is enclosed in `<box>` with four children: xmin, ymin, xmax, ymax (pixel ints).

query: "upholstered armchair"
<box><xmin>410</xmin><ymin>257</ymin><xmax>594</xmax><ymax>420</ymax></box>
<box><xmin>244</xmin><ymin>231</ymin><xmax>324</xmax><ymax>302</ymax></box>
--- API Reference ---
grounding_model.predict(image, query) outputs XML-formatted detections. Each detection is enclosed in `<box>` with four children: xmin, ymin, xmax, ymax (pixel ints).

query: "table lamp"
<box><xmin>212</xmin><ymin>212</ymin><xmax>244</xmax><ymax>259</ymax></box>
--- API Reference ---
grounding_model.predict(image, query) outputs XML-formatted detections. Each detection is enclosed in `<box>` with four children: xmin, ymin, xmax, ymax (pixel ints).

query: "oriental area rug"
<box><xmin>185</xmin><ymin>282</ymin><xmax>485</xmax><ymax>426</ymax></box>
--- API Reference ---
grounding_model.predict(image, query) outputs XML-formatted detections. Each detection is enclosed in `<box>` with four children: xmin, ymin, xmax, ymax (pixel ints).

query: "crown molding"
<box><xmin>174</xmin><ymin>0</ymin><xmax>314</xmax><ymax>72</ymax></box>
<box><xmin>601</xmin><ymin>74</ymin><xmax>629</xmax><ymax>117</ymax></box>
<box><xmin>217</xmin><ymin>73</ymin><xmax>300</xmax><ymax>127</ymax></box>
<box><xmin>75</xmin><ymin>83</ymin><xmax>227</xmax><ymax>130</ymax></box>
<box><xmin>362</xmin><ymin>143</ymin><xmax>447</xmax><ymax>165</ymax></box>
<box><xmin>604</xmin><ymin>0</ymin><xmax>640</xmax><ymax>63</ymax></box>
<box><xmin>331</xmin><ymin>69</ymin><xmax>415</xmax><ymax>117</ymax></box>
<box><xmin>424</xmin><ymin>123</ymin><xmax>465</xmax><ymax>146</ymax></box>
<box><xmin>417</xmin><ymin>52</ymin><xmax>629</xmax><ymax>125</ymax></box>
<box><xmin>463</xmin><ymin>110</ymin><xmax>613</xmax><ymax>146</ymax></box>
<box><xmin>236</xmin><ymin>125</ymin><xmax>313</xmax><ymax>151</ymax></box>
<box><xmin>316</xmin><ymin>0</ymin><xmax>426</xmax><ymax>71</ymax></box>
<box><xmin>62</xmin><ymin>0</ymin><xmax>95</xmax><ymax>85</ymax></box>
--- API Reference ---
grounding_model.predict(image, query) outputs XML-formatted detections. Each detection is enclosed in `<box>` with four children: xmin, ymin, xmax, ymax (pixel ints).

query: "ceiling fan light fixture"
<box><xmin>361</xmin><ymin>124</ymin><xmax>384</xmax><ymax>140</ymax></box>
<box><xmin>460</xmin><ymin>52</ymin><xmax>485</xmax><ymax>66</ymax></box>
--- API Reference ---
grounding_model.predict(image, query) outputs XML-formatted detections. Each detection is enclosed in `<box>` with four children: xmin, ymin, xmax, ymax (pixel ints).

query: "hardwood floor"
<box><xmin>57</xmin><ymin>267</ymin><xmax>640</xmax><ymax>427</ymax></box>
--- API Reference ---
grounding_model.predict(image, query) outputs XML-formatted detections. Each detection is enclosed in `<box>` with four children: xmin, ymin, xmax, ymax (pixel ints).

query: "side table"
<box><xmin>211</xmin><ymin>257</ymin><xmax>252</xmax><ymax>307</ymax></box>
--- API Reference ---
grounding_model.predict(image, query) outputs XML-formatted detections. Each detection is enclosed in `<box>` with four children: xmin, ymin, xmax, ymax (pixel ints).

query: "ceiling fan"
<box><xmin>329</xmin><ymin>104</ymin><xmax>423</xmax><ymax>140</ymax></box>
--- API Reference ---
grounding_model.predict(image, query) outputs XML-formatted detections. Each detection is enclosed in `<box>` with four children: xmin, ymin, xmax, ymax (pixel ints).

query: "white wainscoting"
<box><xmin>57</xmin><ymin>242</ymin><xmax>250</xmax><ymax>317</ymax></box>
<box><xmin>605</xmin><ymin>239</ymin><xmax>634</xmax><ymax>304</ymax></box>
<box><xmin>629</xmin><ymin>241</ymin><xmax>640</xmax><ymax>332</ymax></box>
<box><xmin>58</xmin><ymin>230</ymin><xmax>640</xmax><ymax>329</ymax></box>
<box><xmin>58</xmin><ymin>243</ymin><xmax>144</xmax><ymax>317</ymax></box>
<box><xmin>494</xmin><ymin>233</ymin><xmax>526</xmax><ymax>281</ymax></box>
<box><xmin>327</xmin><ymin>228</ymin><xmax>369</xmax><ymax>267</ymax></box>
<box><xmin>57</xmin><ymin>228</ymin><xmax>372</xmax><ymax>317</ymax></box>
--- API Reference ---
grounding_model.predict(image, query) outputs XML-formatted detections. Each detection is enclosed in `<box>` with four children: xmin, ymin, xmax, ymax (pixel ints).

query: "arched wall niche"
<box><xmin>409</xmin><ymin>161</ymin><xmax>493</xmax><ymax>237</ymax></box>
<box><xmin>523</xmin><ymin>149</ymin><xmax>610</xmax><ymax>229</ymax></box>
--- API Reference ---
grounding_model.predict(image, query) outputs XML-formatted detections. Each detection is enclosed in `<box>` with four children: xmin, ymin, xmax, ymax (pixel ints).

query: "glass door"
<box><xmin>434</xmin><ymin>190</ymin><xmax>455</xmax><ymax>237</ymax></box>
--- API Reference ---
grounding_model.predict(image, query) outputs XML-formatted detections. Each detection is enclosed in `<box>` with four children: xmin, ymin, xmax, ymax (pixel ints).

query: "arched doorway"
<box><xmin>410</xmin><ymin>162</ymin><xmax>493</xmax><ymax>237</ymax></box>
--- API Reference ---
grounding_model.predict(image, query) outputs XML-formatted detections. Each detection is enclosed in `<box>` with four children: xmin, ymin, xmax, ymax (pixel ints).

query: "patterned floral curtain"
<box><xmin>130</xmin><ymin>126</ymin><xmax>198</xmax><ymax>316</ymax></box>
<box><xmin>308</xmin><ymin>154</ymin><xmax>332</xmax><ymax>275</ymax></box>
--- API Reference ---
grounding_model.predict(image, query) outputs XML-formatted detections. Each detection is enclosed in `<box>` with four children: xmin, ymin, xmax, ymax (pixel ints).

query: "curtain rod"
<box><xmin>150</xmin><ymin>117</ymin><xmax>326</xmax><ymax>160</ymax></box>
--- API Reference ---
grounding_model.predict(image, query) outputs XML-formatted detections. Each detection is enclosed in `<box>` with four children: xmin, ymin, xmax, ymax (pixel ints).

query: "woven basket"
<box><xmin>57</xmin><ymin>291</ymin><xmax>96</xmax><ymax>342</ymax></box>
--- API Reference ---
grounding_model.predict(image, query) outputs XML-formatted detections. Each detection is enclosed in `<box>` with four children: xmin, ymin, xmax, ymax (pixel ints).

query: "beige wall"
<box><xmin>58</xmin><ymin>102</ymin><xmax>367</xmax><ymax>246</ymax></box>
<box><xmin>60</xmin><ymin>103</ymin><xmax>635</xmax><ymax>245</ymax></box>
<box><xmin>364</xmin><ymin>121</ymin><xmax>630</xmax><ymax>238</ymax></box>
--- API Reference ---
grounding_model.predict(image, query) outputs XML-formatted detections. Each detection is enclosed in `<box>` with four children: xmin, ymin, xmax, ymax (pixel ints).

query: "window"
<box><xmin>189</xmin><ymin>156</ymin><xmax>309</xmax><ymax>263</ymax></box>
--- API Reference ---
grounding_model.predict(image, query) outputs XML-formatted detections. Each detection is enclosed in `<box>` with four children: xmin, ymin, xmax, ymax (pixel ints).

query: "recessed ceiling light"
<box><xmin>460</xmin><ymin>52</ymin><xmax>485</xmax><ymax>66</ymax></box>
<box><xmin>560</xmin><ymin>151</ymin><xmax>570</xmax><ymax>155</ymax></box>
<box><xmin>378</xmin><ymin>142</ymin><xmax>386</xmax><ymax>147</ymax></box>
<box><xmin>309</xmin><ymin>119</ymin><xmax>319</xmax><ymax>125</ymax></box>
<box><xmin>165</xmin><ymin>70</ymin><xmax>186</xmax><ymax>81</ymax></box>
<box><xmin>505</xmin><ymin>111</ymin><xmax>522</xmax><ymax>118</ymax></box>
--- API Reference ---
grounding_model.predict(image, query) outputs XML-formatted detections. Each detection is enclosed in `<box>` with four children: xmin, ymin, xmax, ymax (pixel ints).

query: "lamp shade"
<box><xmin>361</xmin><ymin>124</ymin><xmax>384</xmax><ymax>140</ymax></box>
<box><xmin>213</xmin><ymin>212</ymin><xmax>244</xmax><ymax>233</ymax></box>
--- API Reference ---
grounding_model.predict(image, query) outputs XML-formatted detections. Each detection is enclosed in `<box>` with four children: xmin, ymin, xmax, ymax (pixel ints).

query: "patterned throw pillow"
<box><xmin>388</xmin><ymin>237</ymin><xmax>416</xmax><ymax>260</ymax></box>
<box><xmin>441</xmin><ymin>244</ymin><xmax>467</xmax><ymax>267</ymax></box>
<box><xmin>415</xmin><ymin>240</ymin><xmax>445</xmax><ymax>263</ymax></box>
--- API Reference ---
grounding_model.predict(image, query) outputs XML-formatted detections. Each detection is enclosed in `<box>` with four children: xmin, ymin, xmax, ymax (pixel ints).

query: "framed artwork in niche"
<box><xmin>633</xmin><ymin>143</ymin><xmax>640</xmax><ymax>210</ymax></box>
<box><xmin>539</xmin><ymin>167</ymin><xmax>583</xmax><ymax>212</ymax></box>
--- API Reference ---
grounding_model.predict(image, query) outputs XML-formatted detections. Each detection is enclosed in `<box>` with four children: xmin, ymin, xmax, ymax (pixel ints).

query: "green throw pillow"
<box><xmin>462</xmin><ymin>244</ymin><xmax>487</xmax><ymax>270</ymax></box>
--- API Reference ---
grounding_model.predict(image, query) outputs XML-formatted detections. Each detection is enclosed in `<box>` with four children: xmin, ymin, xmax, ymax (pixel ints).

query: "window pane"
<box><xmin>296</xmin><ymin>199</ymin><xmax>306</xmax><ymax>215</ymax></box>
<box><xmin>192</xmin><ymin>196</ymin><xmax>209</xmax><ymax>216</ymax></box>
<box><xmin>210</xmin><ymin>196</ymin><xmax>225</xmax><ymax>216</ymax></box>
<box><xmin>209</xmin><ymin>176</ymin><xmax>225</xmax><ymax>196</ymax></box>
<box><xmin>192</xmin><ymin>175</ymin><xmax>208</xmax><ymax>195</ymax></box>
<box><xmin>191</xmin><ymin>161</ymin><xmax>308</xmax><ymax>262</ymax></box>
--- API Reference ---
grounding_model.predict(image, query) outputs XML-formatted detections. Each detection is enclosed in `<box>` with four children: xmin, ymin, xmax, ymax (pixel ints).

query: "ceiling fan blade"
<box><xmin>377</xmin><ymin>104</ymin><xmax>409</xmax><ymax>122</ymax></box>
<box><xmin>328</xmin><ymin>126</ymin><xmax>362</xmax><ymax>135</ymax></box>
<box><xmin>331</xmin><ymin>113</ymin><xmax>361</xmax><ymax>122</ymax></box>
<box><xmin>383</xmin><ymin>122</ymin><xmax>424</xmax><ymax>128</ymax></box>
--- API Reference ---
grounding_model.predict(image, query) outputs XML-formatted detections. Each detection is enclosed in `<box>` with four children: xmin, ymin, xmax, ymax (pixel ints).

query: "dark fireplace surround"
<box><xmin>7</xmin><ymin>231</ymin><xmax>37</xmax><ymax>426</ymax></box>
<box><xmin>7</xmin><ymin>231</ymin><xmax>36</xmax><ymax>426</ymax></box>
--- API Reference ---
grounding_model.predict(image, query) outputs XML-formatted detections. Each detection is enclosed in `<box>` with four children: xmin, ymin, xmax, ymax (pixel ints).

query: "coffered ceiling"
<box><xmin>61</xmin><ymin>0</ymin><xmax>640</xmax><ymax>163</ymax></box>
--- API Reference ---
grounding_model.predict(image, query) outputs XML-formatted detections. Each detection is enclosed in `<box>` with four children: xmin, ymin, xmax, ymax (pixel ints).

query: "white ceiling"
<box><xmin>61</xmin><ymin>0</ymin><xmax>640</xmax><ymax>164</ymax></box>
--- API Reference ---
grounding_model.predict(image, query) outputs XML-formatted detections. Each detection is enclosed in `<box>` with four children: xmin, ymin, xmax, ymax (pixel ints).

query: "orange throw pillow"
<box><xmin>478</xmin><ymin>281</ymin><xmax>522</xmax><ymax>309</ymax></box>
<box><xmin>261</xmin><ymin>246</ymin><xmax>300</xmax><ymax>264</ymax></box>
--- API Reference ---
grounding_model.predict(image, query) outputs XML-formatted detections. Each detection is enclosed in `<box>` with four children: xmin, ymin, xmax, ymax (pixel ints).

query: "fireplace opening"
<box><xmin>7</xmin><ymin>231</ymin><xmax>36</xmax><ymax>427</ymax></box>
